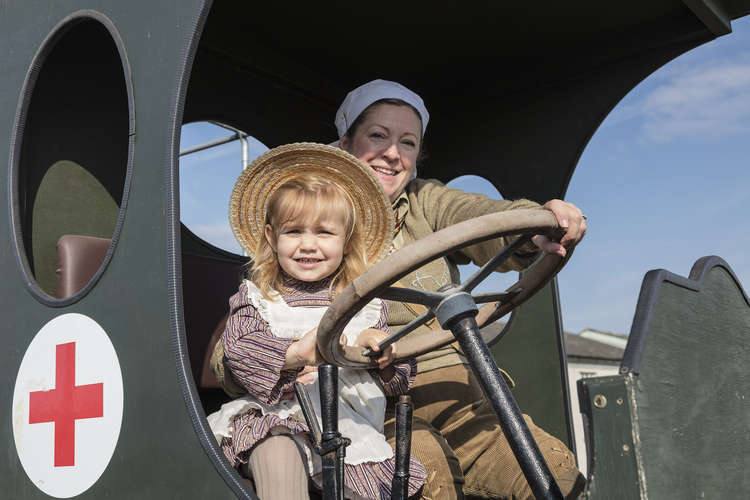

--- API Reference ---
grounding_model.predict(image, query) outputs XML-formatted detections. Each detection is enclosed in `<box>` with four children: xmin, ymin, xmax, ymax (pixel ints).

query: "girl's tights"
<box><xmin>245</xmin><ymin>435</ymin><xmax>309</xmax><ymax>500</ymax></box>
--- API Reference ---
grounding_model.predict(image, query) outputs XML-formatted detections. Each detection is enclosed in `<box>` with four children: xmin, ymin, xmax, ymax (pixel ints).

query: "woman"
<box><xmin>336</xmin><ymin>79</ymin><xmax>587</xmax><ymax>500</ymax></box>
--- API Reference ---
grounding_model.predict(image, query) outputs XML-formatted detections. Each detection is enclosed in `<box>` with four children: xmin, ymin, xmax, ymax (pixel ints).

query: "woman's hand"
<box><xmin>532</xmin><ymin>199</ymin><xmax>587</xmax><ymax>257</ymax></box>
<box><xmin>283</xmin><ymin>328</ymin><xmax>322</xmax><ymax>369</ymax></box>
<box><xmin>354</xmin><ymin>328</ymin><xmax>396</xmax><ymax>370</ymax></box>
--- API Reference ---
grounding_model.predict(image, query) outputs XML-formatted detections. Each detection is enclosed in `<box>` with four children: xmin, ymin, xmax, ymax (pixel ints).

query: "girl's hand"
<box><xmin>296</xmin><ymin>365</ymin><xmax>318</xmax><ymax>384</ymax></box>
<box><xmin>283</xmin><ymin>328</ymin><xmax>322</xmax><ymax>369</ymax></box>
<box><xmin>355</xmin><ymin>328</ymin><xmax>396</xmax><ymax>370</ymax></box>
<box><xmin>281</xmin><ymin>366</ymin><xmax>319</xmax><ymax>400</ymax></box>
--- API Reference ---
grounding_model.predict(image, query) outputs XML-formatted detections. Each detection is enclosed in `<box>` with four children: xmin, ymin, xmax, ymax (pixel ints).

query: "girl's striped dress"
<box><xmin>209</xmin><ymin>276</ymin><xmax>426</xmax><ymax>500</ymax></box>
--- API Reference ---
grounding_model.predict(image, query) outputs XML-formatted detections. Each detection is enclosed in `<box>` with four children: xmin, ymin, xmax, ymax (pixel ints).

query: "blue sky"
<box><xmin>179</xmin><ymin>16</ymin><xmax>750</xmax><ymax>336</ymax></box>
<box><xmin>561</xmin><ymin>16</ymin><xmax>750</xmax><ymax>334</ymax></box>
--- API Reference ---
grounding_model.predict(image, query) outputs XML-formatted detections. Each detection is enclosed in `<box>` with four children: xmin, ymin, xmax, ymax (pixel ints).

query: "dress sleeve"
<box><xmin>369</xmin><ymin>301</ymin><xmax>417</xmax><ymax>396</ymax></box>
<box><xmin>222</xmin><ymin>281</ymin><xmax>301</xmax><ymax>404</ymax></box>
<box><xmin>409</xmin><ymin>178</ymin><xmax>542</xmax><ymax>271</ymax></box>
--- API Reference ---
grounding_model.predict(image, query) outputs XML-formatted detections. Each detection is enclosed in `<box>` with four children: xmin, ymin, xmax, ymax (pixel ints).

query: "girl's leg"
<box><xmin>246</xmin><ymin>435</ymin><xmax>309</xmax><ymax>500</ymax></box>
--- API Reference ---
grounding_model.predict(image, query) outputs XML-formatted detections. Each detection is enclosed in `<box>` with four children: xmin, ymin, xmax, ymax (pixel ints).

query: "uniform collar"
<box><xmin>393</xmin><ymin>190</ymin><xmax>410</xmax><ymax>235</ymax></box>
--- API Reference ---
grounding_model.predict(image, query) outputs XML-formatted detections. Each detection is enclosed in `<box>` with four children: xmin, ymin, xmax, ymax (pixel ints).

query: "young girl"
<box><xmin>208</xmin><ymin>143</ymin><xmax>426</xmax><ymax>500</ymax></box>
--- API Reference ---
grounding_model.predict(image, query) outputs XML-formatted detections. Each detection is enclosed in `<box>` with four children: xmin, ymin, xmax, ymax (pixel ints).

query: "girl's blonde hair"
<box><xmin>249</xmin><ymin>174</ymin><xmax>368</xmax><ymax>300</ymax></box>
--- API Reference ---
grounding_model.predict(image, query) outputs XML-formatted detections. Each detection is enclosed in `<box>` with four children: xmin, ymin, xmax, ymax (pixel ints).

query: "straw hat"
<box><xmin>229</xmin><ymin>142</ymin><xmax>394</xmax><ymax>263</ymax></box>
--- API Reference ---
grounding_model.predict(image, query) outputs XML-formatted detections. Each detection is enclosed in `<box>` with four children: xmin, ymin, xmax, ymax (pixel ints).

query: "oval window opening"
<box><xmin>13</xmin><ymin>18</ymin><xmax>132</xmax><ymax>301</ymax></box>
<box><xmin>446</xmin><ymin>175</ymin><xmax>519</xmax><ymax>295</ymax></box>
<box><xmin>179</xmin><ymin>121</ymin><xmax>268</xmax><ymax>254</ymax></box>
<box><xmin>178</xmin><ymin>121</ymin><xmax>266</xmax><ymax>413</ymax></box>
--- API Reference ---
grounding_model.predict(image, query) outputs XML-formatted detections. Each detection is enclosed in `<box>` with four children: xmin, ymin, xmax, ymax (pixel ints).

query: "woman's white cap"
<box><xmin>334</xmin><ymin>79</ymin><xmax>429</xmax><ymax>138</ymax></box>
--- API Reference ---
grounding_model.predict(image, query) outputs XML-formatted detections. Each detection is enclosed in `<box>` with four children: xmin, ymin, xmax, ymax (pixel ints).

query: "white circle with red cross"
<box><xmin>12</xmin><ymin>313</ymin><xmax>124</xmax><ymax>498</ymax></box>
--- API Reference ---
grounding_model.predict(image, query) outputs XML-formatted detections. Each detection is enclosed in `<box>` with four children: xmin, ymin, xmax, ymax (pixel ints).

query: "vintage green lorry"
<box><xmin>1</xmin><ymin>1</ymin><xmax>748</xmax><ymax>498</ymax></box>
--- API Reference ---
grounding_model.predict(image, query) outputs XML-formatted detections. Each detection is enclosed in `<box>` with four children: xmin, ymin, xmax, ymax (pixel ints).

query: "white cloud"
<box><xmin>636</xmin><ymin>58</ymin><xmax>750</xmax><ymax>142</ymax></box>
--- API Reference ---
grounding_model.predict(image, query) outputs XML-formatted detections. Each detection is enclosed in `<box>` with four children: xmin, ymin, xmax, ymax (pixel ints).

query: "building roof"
<box><xmin>578</xmin><ymin>328</ymin><xmax>629</xmax><ymax>349</ymax></box>
<box><xmin>481</xmin><ymin>322</ymin><xmax>626</xmax><ymax>363</ymax></box>
<box><xmin>565</xmin><ymin>333</ymin><xmax>625</xmax><ymax>363</ymax></box>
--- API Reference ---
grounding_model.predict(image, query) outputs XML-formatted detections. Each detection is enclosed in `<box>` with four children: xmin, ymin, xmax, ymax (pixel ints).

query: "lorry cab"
<box><xmin>2</xmin><ymin>1</ymin><xmax>749</xmax><ymax>498</ymax></box>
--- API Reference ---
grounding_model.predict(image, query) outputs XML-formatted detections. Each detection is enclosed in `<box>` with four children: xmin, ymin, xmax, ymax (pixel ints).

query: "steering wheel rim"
<box><xmin>317</xmin><ymin>208</ymin><xmax>571</xmax><ymax>368</ymax></box>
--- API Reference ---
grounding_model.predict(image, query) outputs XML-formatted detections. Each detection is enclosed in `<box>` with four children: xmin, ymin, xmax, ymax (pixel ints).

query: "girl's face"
<box><xmin>340</xmin><ymin>103</ymin><xmax>422</xmax><ymax>203</ymax></box>
<box><xmin>264</xmin><ymin>212</ymin><xmax>347</xmax><ymax>282</ymax></box>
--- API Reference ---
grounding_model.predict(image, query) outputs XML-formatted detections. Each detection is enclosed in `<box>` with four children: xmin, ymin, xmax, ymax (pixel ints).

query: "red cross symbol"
<box><xmin>29</xmin><ymin>342</ymin><xmax>104</xmax><ymax>467</ymax></box>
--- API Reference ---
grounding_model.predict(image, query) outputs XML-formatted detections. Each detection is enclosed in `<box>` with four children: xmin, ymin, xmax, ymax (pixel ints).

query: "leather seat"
<box><xmin>56</xmin><ymin>234</ymin><xmax>111</xmax><ymax>299</ymax></box>
<box><xmin>55</xmin><ymin>233</ymin><xmax>241</xmax><ymax>405</ymax></box>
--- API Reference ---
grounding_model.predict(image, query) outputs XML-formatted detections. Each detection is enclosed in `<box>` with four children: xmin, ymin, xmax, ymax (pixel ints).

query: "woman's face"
<box><xmin>340</xmin><ymin>103</ymin><xmax>422</xmax><ymax>203</ymax></box>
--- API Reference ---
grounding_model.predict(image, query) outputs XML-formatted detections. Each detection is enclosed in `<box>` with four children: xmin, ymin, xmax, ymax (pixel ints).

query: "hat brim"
<box><xmin>229</xmin><ymin>142</ymin><xmax>394</xmax><ymax>264</ymax></box>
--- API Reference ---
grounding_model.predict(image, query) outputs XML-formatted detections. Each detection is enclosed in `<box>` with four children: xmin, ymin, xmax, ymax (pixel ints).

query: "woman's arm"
<box><xmin>408</xmin><ymin>179</ymin><xmax>586</xmax><ymax>269</ymax></box>
<box><xmin>222</xmin><ymin>281</ymin><xmax>302</xmax><ymax>405</ymax></box>
<box><xmin>408</xmin><ymin>179</ymin><xmax>541</xmax><ymax>271</ymax></box>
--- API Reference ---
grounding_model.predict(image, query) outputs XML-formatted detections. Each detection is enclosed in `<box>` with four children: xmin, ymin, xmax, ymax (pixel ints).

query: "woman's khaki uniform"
<box><xmin>383</xmin><ymin>179</ymin><xmax>584</xmax><ymax>500</ymax></box>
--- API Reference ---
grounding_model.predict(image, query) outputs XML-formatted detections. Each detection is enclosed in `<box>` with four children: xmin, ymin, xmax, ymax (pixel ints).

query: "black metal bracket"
<box><xmin>391</xmin><ymin>395</ymin><xmax>414</xmax><ymax>500</ymax></box>
<box><xmin>295</xmin><ymin>381</ymin><xmax>352</xmax><ymax>457</ymax></box>
<box><xmin>294</xmin><ymin>365</ymin><xmax>348</xmax><ymax>500</ymax></box>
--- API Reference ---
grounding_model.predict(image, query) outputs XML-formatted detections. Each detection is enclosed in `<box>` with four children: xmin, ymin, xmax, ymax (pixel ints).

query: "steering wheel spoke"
<box><xmin>379</xmin><ymin>286</ymin><xmax>444</xmax><ymax>307</ymax></box>
<box><xmin>460</xmin><ymin>235</ymin><xmax>531</xmax><ymax>292</ymax></box>
<box><xmin>362</xmin><ymin>310</ymin><xmax>436</xmax><ymax>358</ymax></box>
<box><xmin>471</xmin><ymin>289</ymin><xmax>523</xmax><ymax>305</ymax></box>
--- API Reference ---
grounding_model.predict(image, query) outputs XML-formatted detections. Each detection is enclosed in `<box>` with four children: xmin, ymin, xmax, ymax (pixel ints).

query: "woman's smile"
<box><xmin>370</xmin><ymin>165</ymin><xmax>399</xmax><ymax>176</ymax></box>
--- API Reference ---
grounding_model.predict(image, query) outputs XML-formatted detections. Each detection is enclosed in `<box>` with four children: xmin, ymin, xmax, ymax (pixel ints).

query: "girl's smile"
<box><xmin>295</xmin><ymin>257</ymin><xmax>323</xmax><ymax>264</ymax></box>
<box><xmin>265</xmin><ymin>214</ymin><xmax>347</xmax><ymax>282</ymax></box>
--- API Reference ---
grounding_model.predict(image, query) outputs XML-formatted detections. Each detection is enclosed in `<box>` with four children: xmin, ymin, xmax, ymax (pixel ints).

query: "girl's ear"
<box><xmin>264</xmin><ymin>224</ymin><xmax>277</xmax><ymax>252</ymax></box>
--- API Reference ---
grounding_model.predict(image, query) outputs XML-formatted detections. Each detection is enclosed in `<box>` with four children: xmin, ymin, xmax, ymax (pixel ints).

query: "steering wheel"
<box><xmin>317</xmin><ymin>208</ymin><xmax>571</xmax><ymax>368</ymax></box>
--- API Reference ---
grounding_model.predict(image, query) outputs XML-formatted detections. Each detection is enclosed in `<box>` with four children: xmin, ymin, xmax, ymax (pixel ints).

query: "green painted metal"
<box><xmin>580</xmin><ymin>257</ymin><xmax>750</xmax><ymax>499</ymax></box>
<box><xmin>493</xmin><ymin>281</ymin><xmax>573</xmax><ymax>448</ymax></box>
<box><xmin>635</xmin><ymin>265</ymin><xmax>750</xmax><ymax>498</ymax></box>
<box><xmin>578</xmin><ymin>375</ymin><xmax>644</xmax><ymax>499</ymax></box>
<box><xmin>0</xmin><ymin>0</ymin><xmax>240</xmax><ymax>498</ymax></box>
